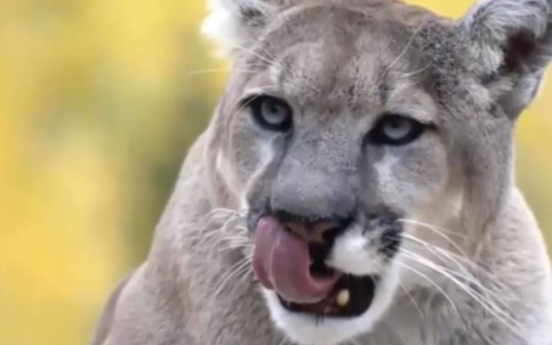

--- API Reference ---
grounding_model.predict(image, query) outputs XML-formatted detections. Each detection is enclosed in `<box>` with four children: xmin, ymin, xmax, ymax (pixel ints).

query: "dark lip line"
<box><xmin>276</xmin><ymin>273</ymin><xmax>380</xmax><ymax>318</ymax></box>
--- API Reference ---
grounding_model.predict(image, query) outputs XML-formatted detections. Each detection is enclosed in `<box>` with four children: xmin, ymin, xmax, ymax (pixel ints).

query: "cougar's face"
<box><xmin>212</xmin><ymin>9</ymin><xmax>459</xmax><ymax>344</ymax></box>
<box><xmin>209</xmin><ymin>3</ymin><xmax>486</xmax><ymax>345</ymax></box>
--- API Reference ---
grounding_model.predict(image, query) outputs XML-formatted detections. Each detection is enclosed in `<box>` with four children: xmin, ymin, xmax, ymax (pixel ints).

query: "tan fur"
<box><xmin>92</xmin><ymin>1</ymin><xmax>552</xmax><ymax>344</ymax></box>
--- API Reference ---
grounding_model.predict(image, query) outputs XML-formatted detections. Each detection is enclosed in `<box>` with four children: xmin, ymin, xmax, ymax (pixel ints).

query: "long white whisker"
<box><xmin>213</xmin><ymin>257</ymin><xmax>251</xmax><ymax>298</ymax></box>
<box><xmin>398</xmin><ymin>283</ymin><xmax>426</xmax><ymax>323</ymax></box>
<box><xmin>396</xmin><ymin>261</ymin><xmax>461</xmax><ymax>316</ymax></box>
<box><xmin>398</xmin><ymin>218</ymin><xmax>466</xmax><ymax>238</ymax></box>
<box><xmin>230</xmin><ymin>42</ymin><xmax>276</xmax><ymax>65</ymax></box>
<box><xmin>217</xmin><ymin>234</ymin><xmax>250</xmax><ymax>253</ymax></box>
<box><xmin>401</xmin><ymin>235</ymin><xmax>511</xmax><ymax>291</ymax></box>
<box><xmin>398</xmin><ymin>62</ymin><xmax>432</xmax><ymax>79</ymax></box>
<box><xmin>204</xmin><ymin>207</ymin><xmax>241</xmax><ymax>220</ymax></box>
<box><xmin>399</xmin><ymin>220</ymin><xmax>468</xmax><ymax>260</ymax></box>
<box><xmin>381</xmin><ymin>23</ymin><xmax>425</xmax><ymax>78</ymax></box>
<box><xmin>403</xmin><ymin>242</ymin><xmax>514</xmax><ymax>313</ymax></box>
<box><xmin>217</xmin><ymin>244</ymin><xmax>250</xmax><ymax>254</ymax></box>
<box><xmin>187</xmin><ymin>228</ymin><xmax>223</xmax><ymax>245</ymax></box>
<box><xmin>400</xmin><ymin>250</ymin><xmax>524</xmax><ymax>338</ymax></box>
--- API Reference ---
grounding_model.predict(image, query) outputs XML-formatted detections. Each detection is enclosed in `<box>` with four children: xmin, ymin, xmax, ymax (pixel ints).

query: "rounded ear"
<box><xmin>459</xmin><ymin>0</ymin><xmax>552</xmax><ymax>119</ymax></box>
<box><xmin>202</xmin><ymin>0</ymin><xmax>292</xmax><ymax>57</ymax></box>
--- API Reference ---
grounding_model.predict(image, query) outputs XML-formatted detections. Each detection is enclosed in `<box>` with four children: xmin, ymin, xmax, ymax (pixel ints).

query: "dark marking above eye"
<box><xmin>241</xmin><ymin>7</ymin><xmax>263</xmax><ymax>20</ymax></box>
<box><xmin>376</xmin><ymin>68</ymin><xmax>391</xmax><ymax>104</ymax></box>
<box><xmin>378</xmin><ymin>82</ymin><xmax>390</xmax><ymax>104</ymax></box>
<box><xmin>346</xmin><ymin>85</ymin><xmax>357</xmax><ymax>110</ymax></box>
<box><xmin>347</xmin><ymin>85</ymin><xmax>356</xmax><ymax>98</ymax></box>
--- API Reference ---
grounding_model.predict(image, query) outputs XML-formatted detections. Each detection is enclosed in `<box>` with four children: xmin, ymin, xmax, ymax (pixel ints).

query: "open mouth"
<box><xmin>252</xmin><ymin>216</ymin><xmax>380</xmax><ymax>318</ymax></box>
<box><xmin>278</xmin><ymin>272</ymin><xmax>378</xmax><ymax>317</ymax></box>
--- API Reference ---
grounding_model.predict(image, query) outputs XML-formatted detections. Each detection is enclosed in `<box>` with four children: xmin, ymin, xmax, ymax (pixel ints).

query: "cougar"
<box><xmin>91</xmin><ymin>0</ymin><xmax>552</xmax><ymax>344</ymax></box>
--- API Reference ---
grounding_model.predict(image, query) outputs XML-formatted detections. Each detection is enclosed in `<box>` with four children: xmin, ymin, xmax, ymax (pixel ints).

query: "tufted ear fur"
<box><xmin>460</xmin><ymin>0</ymin><xmax>552</xmax><ymax>119</ymax></box>
<box><xmin>202</xmin><ymin>0</ymin><xmax>294</xmax><ymax>57</ymax></box>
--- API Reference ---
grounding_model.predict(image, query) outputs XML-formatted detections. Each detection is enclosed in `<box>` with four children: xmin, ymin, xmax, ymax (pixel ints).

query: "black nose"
<box><xmin>272</xmin><ymin>209</ymin><xmax>352</xmax><ymax>245</ymax></box>
<box><xmin>271</xmin><ymin>209</ymin><xmax>351</xmax><ymax>279</ymax></box>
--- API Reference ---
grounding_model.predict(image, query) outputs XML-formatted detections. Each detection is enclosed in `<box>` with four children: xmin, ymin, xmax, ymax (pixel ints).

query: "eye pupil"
<box><xmin>390</xmin><ymin>120</ymin><xmax>401</xmax><ymax>128</ymax></box>
<box><xmin>262</xmin><ymin>100</ymin><xmax>285</xmax><ymax>123</ymax></box>
<box><xmin>268</xmin><ymin>102</ymin><xmax>280</xmax><ymax>113</ymax></box>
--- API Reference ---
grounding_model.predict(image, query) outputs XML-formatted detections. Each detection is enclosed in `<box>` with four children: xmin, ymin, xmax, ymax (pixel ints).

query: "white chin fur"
<box><xmin>261</xmin><ymin>261</ymin><xmax>400</xmax><ymax>345</ymax></box>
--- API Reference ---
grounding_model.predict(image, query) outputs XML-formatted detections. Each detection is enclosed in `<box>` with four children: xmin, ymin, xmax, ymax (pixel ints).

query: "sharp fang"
<box><xmin>336</xmin><ymin>289</ymin><xmax>350</xmax><ymax>307</ymax></box>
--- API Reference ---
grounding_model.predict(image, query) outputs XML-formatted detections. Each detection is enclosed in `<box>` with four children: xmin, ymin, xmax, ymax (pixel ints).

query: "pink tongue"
<box><xmin>252</xmin><ymin>216</ymin><xmax>339</xmax><ymax>304</ymax></box>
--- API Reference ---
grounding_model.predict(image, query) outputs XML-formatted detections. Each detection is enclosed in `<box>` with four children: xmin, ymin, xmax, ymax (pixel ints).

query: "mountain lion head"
<box><xmin>201</xmin><ymin>0</ymin><xmax>552</xmax><ymax>344</ymax></box>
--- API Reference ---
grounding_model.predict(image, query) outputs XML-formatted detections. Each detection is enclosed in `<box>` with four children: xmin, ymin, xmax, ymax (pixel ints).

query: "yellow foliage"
<box><xmin>0</xmin><ymin>1</ymin><xmax>550</xmax><ymax>344</ymax></box>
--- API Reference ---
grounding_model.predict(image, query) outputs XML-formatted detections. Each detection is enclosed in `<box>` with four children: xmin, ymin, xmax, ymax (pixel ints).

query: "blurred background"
<box><xmin>0</xmin><ymin>0</ymin><xmax>550</xmax><ymax>344</ymax></box>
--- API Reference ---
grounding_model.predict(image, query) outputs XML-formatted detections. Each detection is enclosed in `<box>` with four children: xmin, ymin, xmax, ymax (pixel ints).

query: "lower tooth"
<box><xmin>337</xmin><ymin>289</ymin><xmax>350</xmax><ymax>307</ymax></box>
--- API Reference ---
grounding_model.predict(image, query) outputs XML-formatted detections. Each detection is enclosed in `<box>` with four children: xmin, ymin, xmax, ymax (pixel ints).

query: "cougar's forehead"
<box><xmin>235</xmin><ymin>5</ymin><xmax>441</xmax><ymax>119</ymax></box>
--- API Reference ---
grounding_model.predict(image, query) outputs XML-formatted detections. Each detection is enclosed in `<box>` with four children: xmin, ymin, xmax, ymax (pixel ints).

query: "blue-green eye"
<box><xmin>246</xmin><ymin>95</ymin><xmax>293</xmax><ymax>131</ymax></box>
<box><xmin>369</xmin><ymin>114</ymin><xmax>426</xmax><ymax>146</ymax></box>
